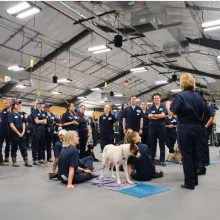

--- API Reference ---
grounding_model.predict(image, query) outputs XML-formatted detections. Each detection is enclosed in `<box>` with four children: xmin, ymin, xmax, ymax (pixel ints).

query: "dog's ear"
<box><xmin>130</xmin><ymin>141</ymin><xmax>139</xmax><ymax>151</ymax></box>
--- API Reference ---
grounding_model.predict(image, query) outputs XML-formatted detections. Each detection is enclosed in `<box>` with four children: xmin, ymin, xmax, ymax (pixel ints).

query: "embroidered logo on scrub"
<box><xmin>108</xmin><ymin>117</ymin><xmax>112</xmax><ymax>120</ymax></box>
<box><xmin>159</xmin><ymin>108</ymin><xmax>163</xmax><ymax>111</ymax></box>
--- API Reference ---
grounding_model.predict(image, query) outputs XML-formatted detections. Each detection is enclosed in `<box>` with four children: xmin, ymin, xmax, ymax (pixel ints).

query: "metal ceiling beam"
<box><xmin>186</xmin><ymin>38</ymin><xmax>220</xmax><ymax>51</ymax></box>
<box><xmin>151</xmin><ymin>61</ymin><xmax>220</xmax><ymax>79</ymax></box>
<box><xmin>26</xmin><ymin>29</ymin><xmax>91</xmax><ymax>72</ymax></box>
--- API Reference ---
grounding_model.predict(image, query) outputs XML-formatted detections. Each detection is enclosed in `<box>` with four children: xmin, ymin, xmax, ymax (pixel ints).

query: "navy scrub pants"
<box><xmin>11</xmin><ymin>135</ymin><xmax>28</xmax><ymax>159</ymax></box>
<box><xmin>32</xmin><ymin>126</ymin><xmax>45</xmax><ymax>162</ymax></box>
<box><xmin>165</xmin><ymin>132</ymin><xmax>176</xmax><ymax>153</ymax></box>
<box><xmin>79</xmin><ymin>156</ymin><xmax>93</xmax><ymax>171</ymax></box>
<box><xmin>78</xmin><ymin>131</ymin><xmax>88</xmax><ymax>159</ymax></box>
<box><xmin>197</xmin><ymin>127</ymin><xmax>206</xmax><ymax>173</ymax></box>
<box><xmin>44</xmin><ymin>132</ymin><xmax>53</xmax><ymax>161</ymax></box>
<box><xmin>204</xmin><ymin>129</ymin><xmax>211</xmax><ymax>164</ymax></box>
<box><xmin>177</xmin><ymin>124</ymin><xmax>200</xmax><ymax>187</ymax></box>
<box><xmin>92</xmin><ymin>132</ymin><xmax>97</xmax><ymax>147</ymax></box>
<box><xmin>142</xmin><ymin>127</ymin><xmax>149</xmax><ymax>147</ymax></box>
<box><xmin>100</xmin><ymin>132</ymin><xmax>114</xmax><ymax>150</ymax></box>
<box><xmin>149</xmin><ymin>124</ymin><xmax>165</xmax><ymax>162</ymax></box>
<box><xmin>118</xmin><ymin>123</ymin><xmax>124</xmax><ymax>142</ymax></box>
<box><xmin>0</xmin><ymin>131</ymin><xmax>11</xmax><ymax>159</ymax></box>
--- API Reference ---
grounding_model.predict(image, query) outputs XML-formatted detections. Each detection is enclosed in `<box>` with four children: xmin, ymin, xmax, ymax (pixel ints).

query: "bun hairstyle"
<box><xmin>124</xmin><ymin>129</ymin><xmax>133</xmax><ymax>144</ymax></box>
<box><xmin>125</xmin><ymin>131</ymin><xmax>138</xmax><ymax>144</ymax></box>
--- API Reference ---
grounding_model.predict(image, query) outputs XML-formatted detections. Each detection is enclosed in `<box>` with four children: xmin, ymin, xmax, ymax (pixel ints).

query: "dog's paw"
<box><xmin>117</xmin><ymin>181</ymin><xmax>121</xmax><ymax>185</ymax></box>
<box><xmin>112</xmin><ymin>175</ymin><xmax>116</xmax><ymax>179</ymax></box>
<box><xmin>127</xmin><ymin>180</ymin><xmax>134</xmax><ymax>185</ymax></box>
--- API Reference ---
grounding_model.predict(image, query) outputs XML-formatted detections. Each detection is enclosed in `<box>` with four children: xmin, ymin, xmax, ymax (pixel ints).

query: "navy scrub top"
<box><xmin>45</xmin><ymin>112</ymin><xmax>56</xmax><ymax>133</ymax></box>
<box><xmin>77</xmin><ymin>114</ymin><xmax>88</xmax><ymax>134</ymax></box>
<box><xmin>147</xmin><ymin>104</ymin><xmax>167</xmax><ymax>126</ymax></box>
<box><xmin>123</xmin><ymin>105</ymin><xmax>143</xmax><ymax>131</ymax></box>
<box><xmin>54</xmin><ymin>140</ymin><xmax>63</xmax><ymax>158</ymax></box>
<box><xmin>61</xmin><ymin>112</ymin><xmax>79</xmax><ymax>131</ymax></box>
<box><xmin>32</xmin><ymin>109</ymin><xmax>46</xmax><ymax>128</ymax></box>
<box><xmin>99</xmin><ymin>113</ymin><xmax>116</xmax><ymax>134</ymax></box>
<box><xmin>8</xmin><ymin>111</ymin><xmax>25</xmax><ymax>135</ymax></box>
<box><xmin>170</xmin><ymin>90</ymin><xmax>204</xmax><ymax>125</ymax></box>
<box><xmin>203</xmin><ymin>104</ymin><xmax>214</xmax><ymax>134</ymax></box>
<box><xmin>165</xmin><ymin>116</ymin><xmax>177</xmax><ymax>136</ymax></box>
<box><xmin>142</xmin><ymin>110</ymin><xmax>149</xmax><ymax>129</ymax></box>
<box><xmin>0</xmin><ymin>108</ymin><xmax>10</xmax><ymax>134</ymax></box>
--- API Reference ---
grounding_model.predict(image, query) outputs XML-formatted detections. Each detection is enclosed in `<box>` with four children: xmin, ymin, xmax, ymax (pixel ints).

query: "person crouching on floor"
<box><xmin>48</xmin><ymin>129</ymin><xmax>67</xmax><ymax>179</ymax></box>
<box><xmin>123</xmin><ymin>131</ymin><xmax>163</xmax><ymax>182</ymax></box>
<box><xmin>57</xmin><ymin>131</ymin><xmax>96</xmax><ymax>190</ymax></box>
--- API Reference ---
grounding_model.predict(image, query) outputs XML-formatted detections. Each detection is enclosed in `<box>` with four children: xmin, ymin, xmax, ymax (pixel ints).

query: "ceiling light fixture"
<box><xmin>147</xmin><ymin>102</ymin><xmax>153</xmax><ymax>105</ymax></box>
<box><xmin>16</xmin><ymin>7</ymin><xmax>40</xmax><ymax>19</ymax></box>
<box><xmin>115</xmin><ymin>103</ymin><xmax>121</xmax><ymax>106</ymax></box>
<box><xmin>51</xmin><ymin>91</ymin><xmax>62</xmax><ymax>95</ymax></box>
<box><xmin>77</xmin><ymin>96</ymin><xmax>87</xmax><ymax>100</ymax></box>
<box><xmin>57</xmin><ymin>78</ymin><xmax>72</xmax><ymax>83</ymax></box>
<box><xmin>136</xmin><ymin>98</ymin><xmax>141</xmax><ymax>101</ymax></box>
<box><xmin>16</xmin><ymin>85</ymin><xmax>28</xmax><ymax>89</ymax></box>
<box><xmin>202</xmin><ymin>19</ymin><xmax>220</xmax><ymax>28</ymax></box>
<box><xmin>171</xmin><ymin>89</ymin><xmax>182</xmax><ymax>93</ymax></box>
<box><xmin>92</xmin><ymin>48</ymin><xmax>112</xmax><ymax>54</ymax></box>
<box><xmin>203</xmin><ymin>25</ymin><xmax>220</xmax><ymax>32</ymax></box>
<box><xmin>99</xmin><ymin>100</ymin><xmax>105</xmax><ymax>103</ymax></box>
<box><xmin>88</xmin><ymin>45</ymin><xmax>107</xmax><ymax>52</ymax></box>
<box><xmin>155</xmin><ymin>80</ymin><xmax>168</xmax><ymax>85</ymax></box>
<box><xmin>130</xmin><ymin>66</ymin><xmax>148</xmax><ymax>72</ymax></box>
<box><xmin>217</xmin><ymin>56</ymin><xmax>220</xmax><ymax>60</ymax></box>
<box><xmin>91</xmin><ymin>88</ymin><xmax>101</xmax><ymax>91</ymax></box>
<box><xmin>114</xmin><ymin>93</ymin><xmax>124</xmax><ymax>97</ymax></box>
<box><xmin>6</xmin><ymin>2</ymin><xmax>31</xmax><ymax>15</ymax></box>
<box><xmin>8</xmin><ymin>65</ymin><xmax>25</xmax><ymax>71</ymax></box>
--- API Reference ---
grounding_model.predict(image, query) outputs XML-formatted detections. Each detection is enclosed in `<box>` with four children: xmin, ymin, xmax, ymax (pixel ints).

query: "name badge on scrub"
<box><xmin>103</xmin><ymin>117</ymin><xmax>106</xmax><ymax>120</ymax></box>
<box><xmin>159</xmin><ymin>108</ymin><xmax>163</xmax><ymax>111</ymax></box>
<box><xmin>14</xmin><ymin>116</ymin><xmax>18</xmax><ymax>118</ymax></box>
<box><xmin>151</xmin><ymin>111</ymin><xmax>155</xmax><ymax>113</ymax></box>
<box><xmin>108</xmin><ymin>117</ymin><xmax>112</xmax><ymax>120</ymax></box>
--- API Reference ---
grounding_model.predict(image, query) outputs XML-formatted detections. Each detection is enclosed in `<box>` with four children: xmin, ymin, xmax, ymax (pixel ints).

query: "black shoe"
<box><xmin>4</xmin><ymin>158</ymin><xmax>9</xmax><ymax>163</ymax></box>
<box><xmin>48</xmin><ymin>159</ymin><xmax>53</xmax><ymax>163</ymax></box>
<box><xmin>12</xmin><ymin>163</ymin><xmax>20</xmax><ymax>167</ymax></box>
<box><xmin>154</xmin><ymin>160</ymin><xmax>161</xmax><ymax>165</ymax></box>
<box><xmin>25</xmin><ymin>162</ymin><xmax>32</xmax><ymax>167</ymax></box>
<box><xmin>49</xmin><ymin>173</ymin><xmax>58</xmax><ymax>180</ymax></box>
<box><xmin>94</xmin><ymin>159</ymin><xmax>100</xmax><ymax>162</ymax></box>
<box><xmin>198</xmin><ymin>170</ymin><xmax>206</xmax><ymax>175</ymax></box>
<box><xmin>100</xmin><ymin>150</ymin><xmax>103</xmax><ymax>153</ymax></box>
<box><xmin>181</xmin><ymin>184</ymin><xmax>194</xmax><ymax>190</ymax></box>
<box><xmin>205</xmin><ymin>162</ymin><xmax>210</xmax><ymax>166</ymax></box>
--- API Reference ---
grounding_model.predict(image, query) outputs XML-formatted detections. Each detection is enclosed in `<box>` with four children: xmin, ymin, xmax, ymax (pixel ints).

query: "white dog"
<box><xmin>100</xmin><ymin>142</ymin><xmax>140</xmax><ymax>185</ymax></box>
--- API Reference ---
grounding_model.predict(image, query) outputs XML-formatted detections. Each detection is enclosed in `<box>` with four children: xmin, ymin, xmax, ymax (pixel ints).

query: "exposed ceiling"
<box><xmin>0</xmin><ymin>1</ymin><xmax>220</xmax><ymax>108</ymax></box>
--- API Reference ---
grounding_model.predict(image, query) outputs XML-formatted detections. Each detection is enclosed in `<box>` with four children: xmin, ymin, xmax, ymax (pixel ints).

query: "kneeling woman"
<box><xmin>58</xmin><ymin>131</ymin><xmax>94</xmax><ymax>189</ymax></box>
<box><xmin>125</xmin><ymin>131</ymin><xmax>163</xmax><ymax>181</ymax></box>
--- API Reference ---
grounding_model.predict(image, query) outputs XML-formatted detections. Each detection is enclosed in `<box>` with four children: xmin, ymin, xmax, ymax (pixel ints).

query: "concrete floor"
<box><xmin>0</xmin><ymin>146</ymin><xmax>220</xmax><ymax>220</ymax></box>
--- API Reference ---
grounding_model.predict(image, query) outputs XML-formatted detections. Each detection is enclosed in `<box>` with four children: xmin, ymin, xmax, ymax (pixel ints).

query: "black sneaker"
<box><xmin>198</xmin><ymin>170</ymin><xmax>206</xmax><ymax>175</ymax></box>
<box><xmin>49</xmin><ymin>173</ymin><xmax>57</xmax><ymax>180</ymax></box>
<box><xmin>25</xmin><ymin>162</ymin><xmax>32</xmax><ymax>167</ymax></box>
<box><xmin>4</xmin><ymin>158</ymin><xmax>9</xmax><ymax>163</ymax></box>
<box><xmin>181</xmin><ymin>184</ymin><xmax>194</xmax><ymax>190</ymax></box>
<box><xmin>12</xmin><ymin>163</ymin><xmax>20</xmax><ymax>167</ymax></box>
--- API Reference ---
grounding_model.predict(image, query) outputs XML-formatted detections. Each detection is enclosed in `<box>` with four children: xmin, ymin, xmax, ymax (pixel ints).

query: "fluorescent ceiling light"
<box><xmin>171</xmin><ymin>89</ymin><xmax>182</xmax><ymax>93</ymax></box>
<box><xmin>202</xmin><ymin>19</ymin><xmax>220</xmax><ymax>28</ymax></box>
<box><xmin>57</xmin><ymin>78</ymin><xmax>72</xmax><ymax>83</ymax></box>
<box><xmin>8</xmin><ymin>65</ymin><xmax>24</xmax><ymax>71</ymax></box>
<box><xmin>51</xmin><ymin>91</ymin><xmax>62</xmax><ymax>95</ymax></box>
<box><xmin>155</xmin><ymin>80</ymin><xmax>168</xmax><ymax>85</ymax></box>
<box><xmin>88</xmin><ymin>45</ymin><xmax>107</xmax><ymax>52</ymax></box>
<box><xmin>16</xmin><ymin>85</ymin><xmax>27</xmax><ymax>89</ymax></box>
<box><xmin>6</xmin><ymin>2</ymin><xmax>31</xmax><ymax>15</ymax></box>
<box><xmin>203</xmin><ymin>25</ymin><xmax>220</xmax><ymax>32</ymax></box>
<box><xmin>136</xmin><ymin>98</ymin><xmax>141</xmax><ymax>101</ymax></box>
<box><xmin>99</xmin><ymin>100</ymin><xmax>105</xmax><ymax>103</ymax></box>
<box><xmin>217</xmin><ymin>56</ymin><xmax>220</xmax><ymax>59</ymax></box>
<box><xmin>115</xmin><ymin>103</ymin><xmax>121</xmax><ymax>106</ymax></box>
<box><xmin>130</xmin><ymin>67</ymin><xmax>148</xmax><ymax>72</ymax></box>
<box><xmin>114</xmin><ymin>93</ymin><xmax>124</xmax><ymax>97</ymax></box>
<box><xmin>91</xmin><ymin>88</ymin><xmax>101</xmax><ymax>91</ymax></box>
<box><xmin>16</xmin><ymin>7</ymin><xmax>40</xmax><ymax>19</ymax></box>
<box><xmin>77</xmin><ymin>96</ymin><xmax>87</xmax><ymax>100</ymax></box>
<box><xmin>92</xmin><ymin>48</ymin><xmax>111</xmax><ymax>54</ymax></box>
<box><xmin>147</xmin><ymin>102</ymin><xmax>153</xmax><ymax>105</ymax></box>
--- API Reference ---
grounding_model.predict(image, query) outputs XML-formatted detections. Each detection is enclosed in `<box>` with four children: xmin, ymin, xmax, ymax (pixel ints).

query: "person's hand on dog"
<box><xmin>67</xmin><ymin>184</ymin><xmax>75</xmax><ymax>190</ymax></box>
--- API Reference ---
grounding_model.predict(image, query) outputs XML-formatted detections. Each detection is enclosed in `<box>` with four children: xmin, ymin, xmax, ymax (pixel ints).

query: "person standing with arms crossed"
<box><xmin>147</xmin><ymin>93</ymin><xmax>167</xmax><ymax>166</ymax></box>
<box><xmin>0</xmin><ymin>99</ymin><xmax>12</xmax><ymax>165</ymax></box>
<box><xmin>123</xmin><ymin>95</ymin><xmax>143</xmax><ymax>136</ymax></box>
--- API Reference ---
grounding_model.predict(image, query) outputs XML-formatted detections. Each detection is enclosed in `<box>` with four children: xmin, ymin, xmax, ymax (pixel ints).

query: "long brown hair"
<box><xmin>125</xmin><ymin>131</ymin><xmax>138</xmax><ymax>144</ymax></box>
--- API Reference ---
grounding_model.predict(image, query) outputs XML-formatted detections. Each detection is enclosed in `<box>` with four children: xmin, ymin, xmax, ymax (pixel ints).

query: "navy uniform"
<box><xmin>8</xmin><ymin>100</ymin><xmax>32</xmax><ymax>167</ymax></box>
<box><xmin>90</xmin><ymin>120</ymin><xmax>97</xmax><ymax>147</ymax></box>
<box><xmin>31</xmin><ymin>99</ymin><xmax>47</xmax><ymax>165</ymax></box>
<box><xmin>116</xmin><ymin>110</ymin><xmax>124</xmax><ymax>141</ymax></box>
<box><xmin>142</xmin><ymin>110</ymin><xmax>150</xmax><ymax>146</ymax></box>
<box><xmin>99</xmin><ymin>113</ymin><xmax>116</xmax><ymax>150</ymax></box>
<box><xmin>165</xmin><ymin>116</ymin><xmax>177</xmax><ymax>153</ymax></box>
<box><xmin>44</xmin><ymin>104</ymin><xmax>57</xmax><ymax>162</ymax></box>
<box><xmin>128</xmin><ymin>143</ymin><xmax>163</xmax><ymax>181</ymax></box>
<box><xmin>77</xmin><ymin>113</ymin><xmax>89</xmax><ymax>159</ymax></box>
<box><xmin>53</xmin><ymin>117</ymin><xmax>62</xmax><ymax>146</ymax></box>
<box><xmin>58</xmin><ymin>146</ymin><xmax>94</xmax><ymax>185</ymax></box>
<box><xmin>197</xmin><ymin>103</ymin><xmax>214</xmax><ymax>174</ymax></box>
<box><xmin>123</xmin><ymin>105</ymin><xmax>143</xmax><ymax>132</ymax></box>
<box><xmin>147</xmin><ymin>104</ymin><xmax>167</xmax><ymax>163</ymax></box>
<box><xmin>170</xmin><ymin>90</ymin><xmax>204</xmax><ymax>189</ymax></box>
<box><xmin>0</xmin><ymin>107</ymin><xmax>11</xmax><ymax>162</ymax></box>
<box><xmin>61</xmin><ymin>111</ymin><xmax>79</xmax><ymax>131</ymax></box>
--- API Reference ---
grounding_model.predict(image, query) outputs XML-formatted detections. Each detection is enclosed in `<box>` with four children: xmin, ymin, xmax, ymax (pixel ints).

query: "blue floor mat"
<box><xmin>210</xmin><ymin>160</ymin><xmax>220</xmax><ymax>164</ymax></box>
<box><xmin>118</xmin><ymin>183</ymin><xmax>170</xmax><ymax>198</ymax></box>
<box><xmin>165</xmin><ymin>161</ymin><xmax>176</xmax><ymax>165</ymax></box>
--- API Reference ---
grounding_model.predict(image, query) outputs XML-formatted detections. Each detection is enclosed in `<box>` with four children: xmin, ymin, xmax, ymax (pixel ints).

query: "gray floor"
<box><xmin>0</xmin><ymin>146</ymin><xmax>220</xmax><ymax>220</ymax></box>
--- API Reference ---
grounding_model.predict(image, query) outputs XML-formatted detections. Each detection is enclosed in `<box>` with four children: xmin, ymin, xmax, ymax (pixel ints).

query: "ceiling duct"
<box><xmin>207</xmin><ymin>82</ymin><xmax>220</xmax><ymax>96</ymax></box>
<box><xmin>145</xmin><ymin>2</ymin><xmax>189</xmax><ymax>57</ymax></box>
